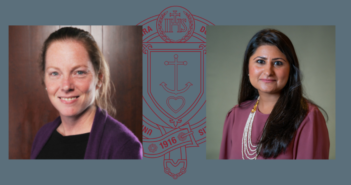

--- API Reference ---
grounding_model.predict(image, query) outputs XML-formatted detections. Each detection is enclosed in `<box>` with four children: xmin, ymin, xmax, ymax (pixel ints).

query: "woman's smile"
<box><xmin>259</xmin><ymin>79</ymin><xmax>277</xmax><ymax>83</ymax></box>
<box><xmin>248</xmin><ymin>45</ymin><xmax>290</xmax><ymax>95</ymax></box>
<box><xmin>44</xmin><ymin>40</ymin><xmax>98</xmax><ymax>118</ymax></box>
<box><xmin>58</xmin><ymin>96</ymin><xmax>80</xmax><ymax>104</ymax></box>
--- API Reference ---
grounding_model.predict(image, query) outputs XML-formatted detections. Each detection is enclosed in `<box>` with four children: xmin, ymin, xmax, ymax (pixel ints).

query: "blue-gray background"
<box><xmin>1</xmin><ymin>0</ymin><xmax>346</xmax><ymax>184</ymax></box>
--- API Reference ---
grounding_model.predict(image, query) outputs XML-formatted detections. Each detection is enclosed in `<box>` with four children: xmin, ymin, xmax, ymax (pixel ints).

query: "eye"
<box><xmin>274</xmin><ymin>61</ymin><xmax>283</xmax><ymax>66</ymax></box>
<box><xmin>256</xmin><ymin>59</ymin><xmax>265</xmax><ymax>64</ymax></box>
<box><xmin>50</xmin><ymin>72</ymin><xmax>59</xmax><ymax>76</ymax></box>
<box><xmin>76</xmin><ymin>71</ymin><xmax>87</xmax><ymax>75</ymax></box>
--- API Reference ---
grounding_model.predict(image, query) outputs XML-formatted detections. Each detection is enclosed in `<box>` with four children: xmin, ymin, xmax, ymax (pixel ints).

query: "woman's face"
<box><xmin>44</xmin><ymin>40</ymin><xmax>99</xmax><ymax>118</ymax></box>
<box><xmin>248</xmin><ymin>45</ymin><xmax>290</xmax><ymax>96</ymax></box>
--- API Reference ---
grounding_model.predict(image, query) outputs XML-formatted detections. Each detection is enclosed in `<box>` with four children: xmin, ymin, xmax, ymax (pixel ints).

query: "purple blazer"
<box><xmin>31</xmin><ymin>107</ymin><xmax>143</xmax><ymax>159</ymax></box>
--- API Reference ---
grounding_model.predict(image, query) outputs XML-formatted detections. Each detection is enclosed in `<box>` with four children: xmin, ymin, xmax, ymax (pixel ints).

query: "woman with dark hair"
<box><xmin>219</xmin><ymin>29</ymin><xmax>330</xmax><ymax>159</ymax></box>
<box><xmin>30</xmin><ymin>27</ymin><xmax>142</xmax><ymax>159</ymax></box>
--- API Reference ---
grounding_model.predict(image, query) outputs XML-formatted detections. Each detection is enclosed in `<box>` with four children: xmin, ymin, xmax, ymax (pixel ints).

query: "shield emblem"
<box><xmin>139</xmin><ymin>5</ymin><xmax>214</xmax><ymax>179</ymax></box>
<box><xmin>147</xmin><ymin>49</ymin><xmax>205</xmax><ymax>128</ymax></box>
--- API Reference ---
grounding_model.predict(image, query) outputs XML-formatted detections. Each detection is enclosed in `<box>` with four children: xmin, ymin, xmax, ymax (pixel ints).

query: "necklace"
<box><xmin>242</xmin><ymin>97</ymin><xmax>261</xmax><ymax>160</ymax></box>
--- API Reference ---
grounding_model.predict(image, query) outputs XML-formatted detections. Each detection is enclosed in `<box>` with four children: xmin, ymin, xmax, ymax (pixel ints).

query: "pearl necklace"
<box><xmin>242</xmin><ymin>97</ymin><xmax>261</xmax><ymax>160</ymax></box>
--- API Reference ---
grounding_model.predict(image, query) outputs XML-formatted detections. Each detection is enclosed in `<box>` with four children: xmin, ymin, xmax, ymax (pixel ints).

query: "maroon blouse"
<box><xmin>219</xmin><ymin>100</ymin><xmax>330</xmax><ymax>159</ymax></box>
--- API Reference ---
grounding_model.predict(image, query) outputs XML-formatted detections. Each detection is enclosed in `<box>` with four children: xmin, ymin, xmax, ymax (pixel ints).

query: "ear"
<box><xmin>96</xmin><ymin>73</ymin><xmax>104</xmax><ymax>89</ymax></box>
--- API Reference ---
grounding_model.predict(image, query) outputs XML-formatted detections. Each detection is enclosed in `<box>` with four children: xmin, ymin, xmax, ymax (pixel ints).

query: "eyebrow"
<box><xmin>253</xmin><ymin>56</ymin><xmax>287</xmax><ymax>62</ymax></box>
<box><xmin>45</xmin><ymin>66</ymin><xmax>60</xmax><ymax>70</ymax></box>
<box><xmin>72</xmin><ymin>65</ymin><xmax>89</xmax><ymax>70</ymax></box>
<box><xmin>45</xmin><ymin>65</ymin><xmax>88</xmax><ymax>71</ymax></box>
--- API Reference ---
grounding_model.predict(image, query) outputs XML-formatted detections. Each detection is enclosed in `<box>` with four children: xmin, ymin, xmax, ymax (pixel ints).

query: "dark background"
<box><xmin>9</xmin><ymin>26</ymin><xmax>142</xmax><ymax>159</ymax></box>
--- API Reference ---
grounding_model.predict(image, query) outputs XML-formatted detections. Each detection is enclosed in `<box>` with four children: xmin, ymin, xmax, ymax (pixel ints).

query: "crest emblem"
<box><xmin>138</xmin><ymin>5</ymin><xmax>214</xmax><ymax>179</ymax></box>
<box><xmin>156</xmin><ymin>7</ymin><xmax>195</xmax><ymax>42</ymax></box>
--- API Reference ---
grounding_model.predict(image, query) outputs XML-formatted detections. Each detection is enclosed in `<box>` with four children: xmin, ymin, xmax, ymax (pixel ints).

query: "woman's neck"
<box><xmin>257</xmin><ymin>93</ymin><xmax>280</xmax><ymax>114</ymax></box>
<box><xmin>57</xmin><ymin>106</ymin><xmax>96</xmax><ymax>136</ymax></box>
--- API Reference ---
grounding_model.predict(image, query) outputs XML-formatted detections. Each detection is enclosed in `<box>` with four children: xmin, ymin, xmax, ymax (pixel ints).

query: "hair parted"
<box><xmin>238</xmin><ymin>28</ymin><xmax>327</xmax><ymax>158</ymax></box>
<box><xmin>40</xmin><ymin>27</ymin><xmax>116</xmax><ymax>116</ymax></box>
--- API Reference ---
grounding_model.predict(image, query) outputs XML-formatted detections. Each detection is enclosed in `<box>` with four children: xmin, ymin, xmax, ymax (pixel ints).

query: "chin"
<box><xmin>58</xmin><ymin>105</ymin><xmax>94</xmax><ymax>118</ymax></box>
<box><xmin>258</xmin><ymin>85</ymin><xmax>277</xmax><ymax>93</ymax></box>
<box><xmin>258</xmin><ymin>88</ymin><xmax>279</xmax><ymax>94</ymax></box>
<box><xmin>54</xmin><ymin>106</ymin><xmax>82</xmax><ymax>117</ymax></box>
<box><xmin>58</xmin><ymin>109</ymin><xmax>81</xmax><ymax>117</ymax></box>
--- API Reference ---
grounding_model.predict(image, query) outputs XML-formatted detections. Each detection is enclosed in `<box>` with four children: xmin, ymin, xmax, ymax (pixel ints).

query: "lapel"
<box><xmin>31</xmin><ymin>117</ymin><xmax>61</xmax><ymax>159</ymax></box>
<box><xmin>32</xmin><ymin>107</ymin><xmax>107</xmax><ymax>159</ymax></box>
<box><xmin>84</xmin><ymin>107</ymin><xmax>107</xmax><ymax>159</ymax></box>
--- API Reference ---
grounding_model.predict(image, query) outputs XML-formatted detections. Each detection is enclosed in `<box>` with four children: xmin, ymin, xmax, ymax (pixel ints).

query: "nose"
<box><xmin>61</xmin><ymin>75</ymin><xmax>74</xmax><ymax>92</ymax></box>
<box><xmin>263</xmin><ymin>63</ymin><xmax>274</xmax><ymax>76</ymax></box>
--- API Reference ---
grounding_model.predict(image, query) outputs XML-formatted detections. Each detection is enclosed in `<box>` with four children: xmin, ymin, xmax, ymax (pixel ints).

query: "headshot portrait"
<box><xmin>9</xmin><ymin>26</ymin><xmax>142</xmax><ymax>159</ymax></box>
<box><xmin>206</xmin><ymin>26</ymin><xmax>335</xmax><ymax>159</ymax></box>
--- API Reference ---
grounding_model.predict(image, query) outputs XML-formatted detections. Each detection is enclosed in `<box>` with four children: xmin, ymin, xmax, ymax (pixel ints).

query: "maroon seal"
<box><xmin>156</xmin><ymin>7</ymin><xmax>195</xmax><ymax>42</ymax></box>
<box><xmin>138</xmin><ymin>5</ymin><xmax>214</xmax><ymax>179</ymax></box>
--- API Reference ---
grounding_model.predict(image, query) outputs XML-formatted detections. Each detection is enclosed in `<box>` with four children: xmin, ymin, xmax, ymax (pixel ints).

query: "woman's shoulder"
<box><xmin>94</xmin><ymin>108</ymin><xmax>139</xmax><ymax>143</ymax></box>
<box><xmin>293</xmin><ymin>101</ymin><xmax>330</xmax><ymax>159</ymax></box>
<box><xmin>298</xmin><ymin>102</ymin><xmax>327</xmax><ymax>129</ymax></box>
<box><xmin>102</xmin><ymin>115</ymin><xmax>142</xmax><ymax>159</ymax></box>
<box><xmin>225</xmin><ymin>100</ymin><xmax>256</xmax><ymax>121</ymax></box>
<box><xmin>31</xmin><ymin>117</ymin><xmax>61</xmax><ymax>159</ymax></box>
<box><xmin>306</xmin><ymin>102</ymin><xmax>325</xmax><ymax>119</ymax></box>
<box><xmin>229</xmin><ymin>100</ymin><xmax>256</xmax><ymax>114</ymax></box>
<box><xmin>35</xmin><ymin>117</ymin><xmax>61</xmax><ymax>138</ymax></box>
<box><xmin>103</xmin><ymin>115</ymin><xmax>140</xmax><ymax>143</ymax></box>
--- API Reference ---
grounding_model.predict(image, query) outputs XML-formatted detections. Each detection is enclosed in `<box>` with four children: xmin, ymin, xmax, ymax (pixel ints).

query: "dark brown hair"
<box><xmin>40</xmin><ymin>27</ymin><xmax>116</xmax><ymax>116</ymax></box>
<box><xmin>238</xmin><ymin>29</ymin><xmax>326</xmax><ymax>158</ymax></box>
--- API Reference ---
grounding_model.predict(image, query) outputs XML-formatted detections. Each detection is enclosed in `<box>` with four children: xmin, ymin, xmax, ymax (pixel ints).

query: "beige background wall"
<box><xmin>206</xmin><ymin>26</ymin><xmax>335</xmax><ymax>159</ymax></box>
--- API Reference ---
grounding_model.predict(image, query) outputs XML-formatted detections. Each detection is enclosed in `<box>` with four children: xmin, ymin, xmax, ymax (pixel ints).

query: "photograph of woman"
<box><xmin>9</xmin><ymin>26</ymin><xmax>143</xmax><ymax>159</ymax></box>
<box><xmin>206</xmin><ymin>26</ymin><xmax>334</xmax><ymax>159</ymax></box>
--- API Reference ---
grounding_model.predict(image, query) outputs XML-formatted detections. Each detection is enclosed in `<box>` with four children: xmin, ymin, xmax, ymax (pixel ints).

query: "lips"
<box><xmin>58</xmin><ymin>96</ymin><xmax>79</xmax><ymax>104</ymax></box>
<box><xmin>260</xmin><ymin>79</ymin><xmax>276</xmax><ymax>83</ymax></box>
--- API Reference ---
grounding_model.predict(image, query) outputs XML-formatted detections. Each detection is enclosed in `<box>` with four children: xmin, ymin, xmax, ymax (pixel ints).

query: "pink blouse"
<box><xmin>219</xmin><ymin>100</ymin><xmax>330</xmax><ymax>159</ymax></box>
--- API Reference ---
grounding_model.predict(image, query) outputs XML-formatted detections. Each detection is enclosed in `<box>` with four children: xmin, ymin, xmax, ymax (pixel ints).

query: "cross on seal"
<box><xmin>170</xmin><ymin>10</ymin><xmax>180</xmax><ymax>23</ymax></box>
<box><xmin>161</xmin><ymin>54</ymin><xmax>192</xmax><ymax>95</ymax></box>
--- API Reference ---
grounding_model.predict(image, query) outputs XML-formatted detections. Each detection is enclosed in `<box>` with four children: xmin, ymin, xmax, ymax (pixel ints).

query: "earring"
<box><xmin>45</xmin><ymin>87</ymin><xmax>47</xmax><ymax>90</ymax></box>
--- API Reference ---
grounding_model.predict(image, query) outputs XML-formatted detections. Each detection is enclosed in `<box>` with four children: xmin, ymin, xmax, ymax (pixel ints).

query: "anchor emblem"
<box><xmin>160</xmin><ymin>54</ymin><xmax>192</xmax><ymax>95</ymax></box>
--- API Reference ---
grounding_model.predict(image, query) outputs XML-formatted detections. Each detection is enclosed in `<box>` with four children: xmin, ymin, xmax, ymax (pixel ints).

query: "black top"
<box><xmin>36</xmin><ymin>129</ymin><xmax>90</xmax><ymax>159</ymax></box>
